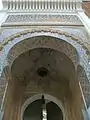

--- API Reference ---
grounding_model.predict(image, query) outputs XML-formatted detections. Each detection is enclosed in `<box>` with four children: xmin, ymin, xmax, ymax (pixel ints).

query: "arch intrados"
<box><xmin>7</xmin><ymin>35</ymin><xmax>79</xmax><ymax>69</ymax></box>
<box><xmin>11</xmin><ymin>47</ymin><xmax>76</xmax><ymax>73</ymax></box>
<box><xmin>10</xmin><ymin>47</ymin><xmax>76</xmax><ymax>83</ymax></box>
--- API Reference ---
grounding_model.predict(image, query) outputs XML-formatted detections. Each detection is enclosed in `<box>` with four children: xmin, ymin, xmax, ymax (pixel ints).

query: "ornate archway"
<box><xmin>0</xmin><ymin>29</ymin><xmax>90</xmax><ymax>81</ymax></box>
<box><xmin>0</xmin><ymin>30</ymin><xmax>87</xmax><ymax>120</ymax></box>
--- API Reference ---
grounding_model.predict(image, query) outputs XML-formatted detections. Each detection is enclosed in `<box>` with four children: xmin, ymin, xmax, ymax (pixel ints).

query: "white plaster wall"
<box><xmin>0</xmin><ymin>12</ymin><xmax>8</xmax><ymax>27</ymax></box>
<box><xmin>0</xmin><ymin>0</ymin><xmax>3</xmax><ymax>10</ymax></box>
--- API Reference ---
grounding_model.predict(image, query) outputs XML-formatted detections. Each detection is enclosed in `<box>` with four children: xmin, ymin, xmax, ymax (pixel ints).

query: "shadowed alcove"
<box><xmin>23</xmin><ymin>99</ymin><xmax>63</xmax><ymax>120</ymax></box>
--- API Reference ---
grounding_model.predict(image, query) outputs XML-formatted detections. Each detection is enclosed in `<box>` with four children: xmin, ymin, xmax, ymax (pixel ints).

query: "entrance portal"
<box><xmin>23</xmin><ymin>96</ymin><xmax>63</xmax><ymax>120</ymax></box>
<box><xmin>2</xmin><ymin>36</ymin><xmax>83</xmax><ymax>120</ymax></box>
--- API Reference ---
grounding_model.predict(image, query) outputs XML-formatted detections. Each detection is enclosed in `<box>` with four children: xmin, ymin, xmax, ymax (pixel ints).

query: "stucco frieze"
<box><xmin>2</xmin><ymin>14</ymin><xmax>83</xmax><ymax>26</ymax></box>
